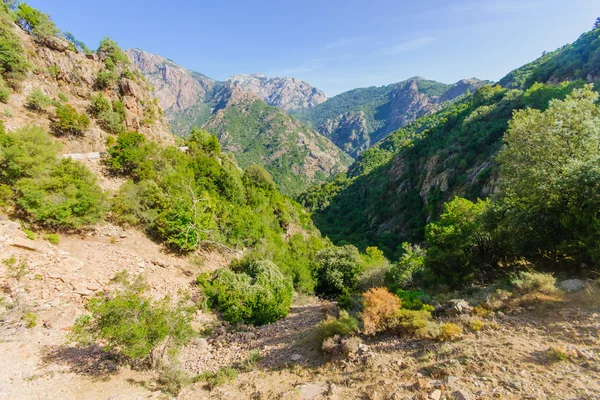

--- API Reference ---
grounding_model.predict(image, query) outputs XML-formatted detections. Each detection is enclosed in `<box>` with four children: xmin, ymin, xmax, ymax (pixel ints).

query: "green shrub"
<box><xmin>57</xmin><ymin>92</ymin><xmax>68</xmax><ymax>102</ymax></box>
<box><xmin>16</xmin><ymin>3</ymin><xmax>59</xmax><ymax>41</ymax></box>
<box><xmin>98</xmin><ymin>109</ymin><xmax>125</xmax><ymax>134</ymax></box>
<box><xmin>43</xmin><ymin>233</ymin><xmax>59</xmax><ymax>244</ymax></box>
<box><xmin>95</xmin><ymin>70</ymin><xmax>116</xmax><ymax>90</ymax></box>
<box><xmin>512</xmin><ymin>272</ymin><xmax>558</xmax><ymax>295</ymax></box>
<box><xmin>3</xmin><ymin>257</ymin><xmax>29</xmax><ymax>281</ymax></box>
<box><xmin>16</xmin><ymin>158</ymin><xmax>106</xmax><ymax>229</ymax></box>
<box><xmin>51</xmin><ymin>104</ymin><xmax>90</xmax><ymax>135</ymax></box>
<box><xmin>97</xmin><ymin>37</ymin><xmax>130</xmax><ymax>66</ymax></box>
<box><xmin>25</xmin><ymin>88</ymin><xmax>52</xmax><ymax>111</ymax></box>
<box><xmin>395</xmin><ymin>289</ymin><xmax>433</xmax><ymax>310</ymax></box>
<box><xmin>0</xmin><ymin>77</ymin><xmax>9</xmax><ymax>103</ymax></box>
<box><xmin>315</xmin><ymin>310</ymin><xmax>359</xmax><ymax>347</ymax></box>
<box><xmin>243</xmin><ymin>164</ymin><xmax>276</xmax><ymax>192</ymax></box>
<box><xmin>0</xmin><ymin>19</ymin><xmax>29</xmax><ymax>86</ymax></box>
<box><xmin>105</xmin><ymin>131</ymin><xmax>156</xmax><ymax>179</ymax></box>
<box><xmin>438</xmin><ymin>323</ymin><xmax>463</xmax><ymax>341</ymax></box>
<box><xmin>89</xmin><ymin>93</ymin><xmax>111</xmax><ymax>116</ymax></box>
<box><xmin>22</xmin><ymin>312</ymin><xmax>37</xmax><ymax>328</ymax></box>
<box><xmin>195</xmin><ymin>367</ymin><xmax>237</xmax><ymax>390</ymax></box>
<box><xmin>71</xmin><ymin>274</ymin><xmax>194</xmax><ymax>362</ymax></box>
<box><xmin>314</xmin><ymin>245</ymin><xmax>363</xmax><ymax>297</ymax></box>
<box><xmin>389</xmin><ymin>309</ymin><xmax>436</xmax><ymax>338</ymax></box>
<box><xmin>199</xmin><ymin>260</ymin><xmax>293</xmax><ymax>325</ymax></box>
<box><xmin>23</xmin><ymin>228</ymin><xmax>35</xmax><ymax>240</ymax></box>
<box><xmin>385</xmin><ymin>242</ymin><xmax>426</xmax><ymax>291</ymax></box>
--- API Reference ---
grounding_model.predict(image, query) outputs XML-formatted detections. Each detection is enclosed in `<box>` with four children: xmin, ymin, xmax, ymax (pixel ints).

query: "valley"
<box><xmin>0</xmin><ymin>3</ymin><xmax>599</xmax><ymax>400</ymax></box>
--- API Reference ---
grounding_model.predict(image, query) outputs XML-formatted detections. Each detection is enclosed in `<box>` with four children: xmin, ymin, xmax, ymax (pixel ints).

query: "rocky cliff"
<box><xmin>127</xmin><ymin>49</ymin><xmax>327</xmax><ymax>136</ymax></box>
<box><xmin>296</xmin><ymin>77</ymin><xmax>488</xmax><ymax>158</ymax></box>
<box><xmin>1</xmin><ymin>24</ymin><xmax>173</xmax><ymax>153</ymax></box>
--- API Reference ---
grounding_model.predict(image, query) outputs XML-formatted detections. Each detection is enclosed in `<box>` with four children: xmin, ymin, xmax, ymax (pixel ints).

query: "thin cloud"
<box><xmin>387</xmin><ymin>36</ymin><xmax>436</xmax><ymax>54</ymax></box>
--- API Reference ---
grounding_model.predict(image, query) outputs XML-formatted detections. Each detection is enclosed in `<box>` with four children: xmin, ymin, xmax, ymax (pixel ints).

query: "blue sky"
<box><xmin>30</xmin><ymin>0</ymin><xmax>600</xmax><ymax>96</ymax></box>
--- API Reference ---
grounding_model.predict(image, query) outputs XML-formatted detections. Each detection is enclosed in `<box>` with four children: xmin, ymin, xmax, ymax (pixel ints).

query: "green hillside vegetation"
<box><xmin>203</xmin><ymin>97</ymin><xmax>352</xmax><ymax>196</ymax></box>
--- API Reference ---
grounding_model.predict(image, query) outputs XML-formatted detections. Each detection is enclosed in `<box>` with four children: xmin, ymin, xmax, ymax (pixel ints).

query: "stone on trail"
<box><xmin>558</xmin><ymin>279</ymin><xmax>585</xmax><ymax>292</ymax></box>
<box><xmin>295</xmin><ymin>383</ymin><xmax>325</xmax><ymax>400</ymax></box>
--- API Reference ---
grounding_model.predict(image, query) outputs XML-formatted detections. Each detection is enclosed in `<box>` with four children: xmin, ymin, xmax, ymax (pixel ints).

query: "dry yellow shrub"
<box><xmin>362</xmin><ymin>287</ymin><xmax>401</xmax><ymax>335</ymax></box>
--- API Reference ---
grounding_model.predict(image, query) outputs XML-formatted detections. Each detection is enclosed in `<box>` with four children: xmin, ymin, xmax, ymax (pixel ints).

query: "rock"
<box><xmin>85</xmin><ymin>53</ymin><xmax>98</xmax><ymax>60</ymax></box>
<box><xmin>41</xmin><ymin>37</ymin><xmax>69</xmax><ymax>52</ymax></box>
<box><xmin>290</xmin><ymin>353</ymin><xmax>302</xmax><ymax>361</ymax></box>
<box><xmin>295</xmin><ymin>383</ymin><xmax>325</xmax><ymax>400</ymax></box>
<box><xmin>452</xmin><ymin>390</ymin><xmax>472</xmax><ymax>400</ymax></box>
<box><xmin>152</xmin><ymin>258</ymin><xmax>169</xmax><ymax>268</ymax></box>
<box><xmin>10</xmin><ymin>237</ymin><xmax>39</xmax><ymax>251</ymax></box>
<box><xmin>429</xmin><ymin>389</ymin><xmax>442</xmax><ymax>400</ymax></box>
<box><xmin>72</xmin><ymin>282</ymin><xmax>93</xmax><ymax>296</ymax></box>
<box><xmin>445</xmin><ymin>299</ymin><xmax>472</xmax><ymax>316</ymax></box>
<box><xmin>446</xmin><ymin>376</ymin><xmax>459</xmax><ymax>389</ymax></box>
<box><xmin>558</xmin><ymin>279</ymin><xmax>585</xmax><ymax>292</ymax></box>
<box><xmin>120</xmin><ymin>78</ymin><xmax>140</xmax><ymax>98</ymax></box>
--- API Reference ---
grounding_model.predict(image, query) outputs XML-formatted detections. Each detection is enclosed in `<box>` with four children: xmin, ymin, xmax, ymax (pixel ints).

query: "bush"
<box><xmin>361</xmin><ymin>287</ymin><xmax>401</xmax><ymax>335</ymax></box>
<box><xmin>51</xmin><ymin>104</ymin><xmax>90</xmax><ymax>135</ymax></box>
<box><xmin>315</xmin><ymin>310</ymin><xmax>359</xmax><ymax>348</ymax></box>
<box><xmin>97</xmin><ymin>37</ymin><xmax>130</xmax><ymax>66</ymax></box>
<box><xmin>385</xmin><ymin>243</ymin><xmax>426</xmax><ymax>290</ymax></box>
<box><xmin>16</xmin><ymin>3</ymin><xmax>59</xmax><ymax>41</ymax></box>
<box><xmin>23</xmin><ymin>228</ymin><xmax>35</xmax><ymax>240</ymax></box>
<box><xmin>395</xmin><ymin>289</ymin><xmax>433</xmax><ymax>310</ymax></box>
<box><xmin>469</xmin><ymin>317</ymin><xmax>485</xmax><ymax>331</ymax></box>
<box><xmin>198</xmin><ymin>260</ymin><xmax>293</xmax><ymax>325</ymax></box>
<box><xmin>16</xmin><ymin>158</ymin><xmax>106</xmax><ymax>229</ymax></box>
<box><xmin>438</xmin><ymin>323</ymin><xmax>463</xmax><ymax>341</ymax></box>
<box><xmin>98</xmin><ymin>109</ymin><xmax>125</xmax><ymax>134</ymax></box>
<box><xmin>243</xmin><ymin>165</ymin><xmax>276</xmax><ymax>191</ymax></box>
<box><xmin>389</xmin><ymin>309</ymin><xmax>436</xmax><ymax>338</ymax></box>
<box><xmin>195</xmin><ymin>367</ymin><xmax>237</xmax><ymax>390</ymax></box>
<box><xmin>89</xmin><ymin>93</ymin><xmax>111</xmax><ymax>116</ymax></box>
<box><xmin>0</xmin><ymin>19</ymin><xmax>29</xmax><ymax>85</ymax></box>
<box><xmin>512</xmin><ymin>272</ymin><xmax>558</xmax><ymax>295</ymax></box>
<box><xmin>43</xmin><ymin>233</ymin><xmax>59</xmax><ymax>244</ymax></box>
<box><xmin>71</xmin><ymin>273</ymin><xmax>194</xmax><ymax>362</ymax></box>
<box><xmin>314</xmin><ymin>245</ymin><xmax>363</xmax><ymax>297</ymax></box>
<box><xmin>95</xmin><ymin>70</ymin><xmax>116</xmax><ymax>89</ymax></box>
<box><xmin>25</xmin><ymin>88</ymin><xmax>52</xmax><ymax>111</ymax></box>
<box><xmin>0</xmin><ymin>77</ymin><xmax>9</xmax><ymax>103</ymax></box>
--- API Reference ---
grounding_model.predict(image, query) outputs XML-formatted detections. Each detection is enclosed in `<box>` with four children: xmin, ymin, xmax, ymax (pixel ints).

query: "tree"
<box><xmin>594</xmin><ymin>17</ymin><xmax>600</xmax><ymax>29</ymax></box>
<box><xmin>314</xmin><ymin>245</ymin><xmax>363</xmax><ymax>297</ymax></box>
<box><xmin>496</xmin><ymin>85</ymin><xmax>600</xmax><ymax>264</ymax></box>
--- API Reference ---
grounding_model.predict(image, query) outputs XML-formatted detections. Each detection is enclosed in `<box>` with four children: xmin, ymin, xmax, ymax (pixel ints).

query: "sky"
<box><xmin>29</xmin><ymin>0</ymin><xmax>600</xmax><ymax>96</ymax></box>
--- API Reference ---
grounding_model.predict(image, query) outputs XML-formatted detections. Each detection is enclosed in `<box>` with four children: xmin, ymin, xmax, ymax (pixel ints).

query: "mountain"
<box><xmin>301</xmin><ymin>26</ymin><xmax>600</xmax><ymax>257</ymax></box>
<box><xmin>202</xmin><ymin>85</ymin><xmax>352</xmax><ymax>195</ymax></box>
<box><xmin>127</xmin><ymin>49</ymin><xmax>349</xmax><ymax>195</ymax></box>
<box><xmin>294</xmin><ymin>77</ymin><xmax>488</xmax><ymax>158</ymax></box>
<box><xmin>127</xmin><ymin>49</ymin><xmax>327</xmax><ymax>135</ymax></box>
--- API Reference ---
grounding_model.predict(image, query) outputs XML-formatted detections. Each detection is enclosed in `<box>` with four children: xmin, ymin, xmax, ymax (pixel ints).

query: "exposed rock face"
<box><xmin>126</xmin><ymin>48</ymin><xmax>217</xmax><ymax>114</ymax></box>
<box><xmin>306</xmin><ymin>77</ymin><xmax>488</xmax><ymax>158</ymax></box>
<box><xmin>127</xmin><ymin>49</ymin><xmax>327</xmax><ymax>136</ymax></box>
<box><xmin>227</xmin><ymin>73</ymin><xmax>327</xmax><ymax>111</ymax></box>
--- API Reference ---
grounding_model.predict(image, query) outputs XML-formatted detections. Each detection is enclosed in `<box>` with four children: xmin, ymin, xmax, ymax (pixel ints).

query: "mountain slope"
<box><xmin>294</xmin><ymin>77</ymin><xmax>488</xmax><ymax>157</ymax></box>
<box><xmin>127</xmin><ymin>49</ymin><xmax>327</xmax><ymax>135</ymax></box>
<box><xmin>0</xmin><ymin>20</ymin><xmax>172</xmax><ymax>153</ymax></box>
<box><xmin>202</xmin><ymin>86</ymin><xmax>352</xmax><ymax>195</ymax></box>
<box><xmin>302</xmin><ymin>27</ymin><xmax>600</xmax><ymax>257</ymax></box>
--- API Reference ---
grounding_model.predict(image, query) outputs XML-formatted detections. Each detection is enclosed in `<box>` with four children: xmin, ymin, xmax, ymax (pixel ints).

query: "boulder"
<box><xmin>445</xmin><ymin>299</ymin><xmax>472</xmax><ymax>316</ymax></box>
<box><xmin>453</xmin><ymin>390</ymin><xmax>472</xmax><ymax>400</ymax></box>
<box><xmin>41</xmin><ymin>37</ymin><xmax>69</xmax><ymax>52</ymax></box>
<box><xmin>558</xmin><ymin>279</ymin><xmax>585</xmax><ymax>292</ymax></box>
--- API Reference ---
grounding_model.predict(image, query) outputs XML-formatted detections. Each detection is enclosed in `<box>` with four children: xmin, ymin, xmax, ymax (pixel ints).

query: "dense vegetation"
<box><xmin>203</xmin><ymin>96</ymin><xmax>352</xmax><ymax>196</ymax></box>
<box><xmin>293</xmin><ymin>77</ymin><xmax>480</xmax><ymax>157</ymax></box>
<box><xmin>0</xmin><ymin>124</ymin><xmax>106</xmax><ymax>229</ymax></box>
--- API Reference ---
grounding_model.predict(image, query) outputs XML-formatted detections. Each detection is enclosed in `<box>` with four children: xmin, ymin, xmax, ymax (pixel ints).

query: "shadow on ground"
<box><xmin>41</xmin><ymin>344</ymin><xmax>120</xmax><ymax>379</ymax></box>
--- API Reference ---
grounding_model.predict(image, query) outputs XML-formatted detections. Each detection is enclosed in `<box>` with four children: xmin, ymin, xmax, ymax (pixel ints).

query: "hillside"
<box><xmin>0</xmin><ymin>17</ymin><xmax>172</xmax><ymax>153</ymax></box>
<box><xmin>294</xmin><ymin>77</ymin><xmax>488</xmax><ymax>157</ymax></box>
<box><xmin>302</xmin><ymin>26</ymin><xmax>600</xmax><ymax>258</ymax></box>
<box><xmin>127</xmin><ymin>49</ymin><xmax>327</xmax><ymax>135</ymax></box>
<box><xmin>202</xmin><ymin>85</ymin><xmax>352</xmax><ymax>195</ymax></box>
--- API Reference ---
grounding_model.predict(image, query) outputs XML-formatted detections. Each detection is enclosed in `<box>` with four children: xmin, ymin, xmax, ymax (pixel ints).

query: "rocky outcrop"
<box><xmin>227</xmin><ymin>73</ymin><xmax>327</xmax><ymax>111</ymax></box>
<box><xmin>1</xmin><ymin>24</ymin><xmax>173</xmax><ymax>153</ymax></box>
<box><xmin>305</xmin><ymin>77</ymin><xmax>488</xmax><ymax>158</ymax></box>
<box><xmin>127</xmin><ymin>49</ymin><xmax>328</xmax><ymax>136</ymax></box>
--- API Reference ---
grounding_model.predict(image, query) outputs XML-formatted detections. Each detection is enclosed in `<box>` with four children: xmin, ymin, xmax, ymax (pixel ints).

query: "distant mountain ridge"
<box><xmin>294</xmin><ymin>77</ymin><xmax>489</xmax><ymax>158</ymax></box>
<box><xmin>126</xmin><ymin>49</ymin><xmax>327</xmax><ymax>136</ymax></box>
